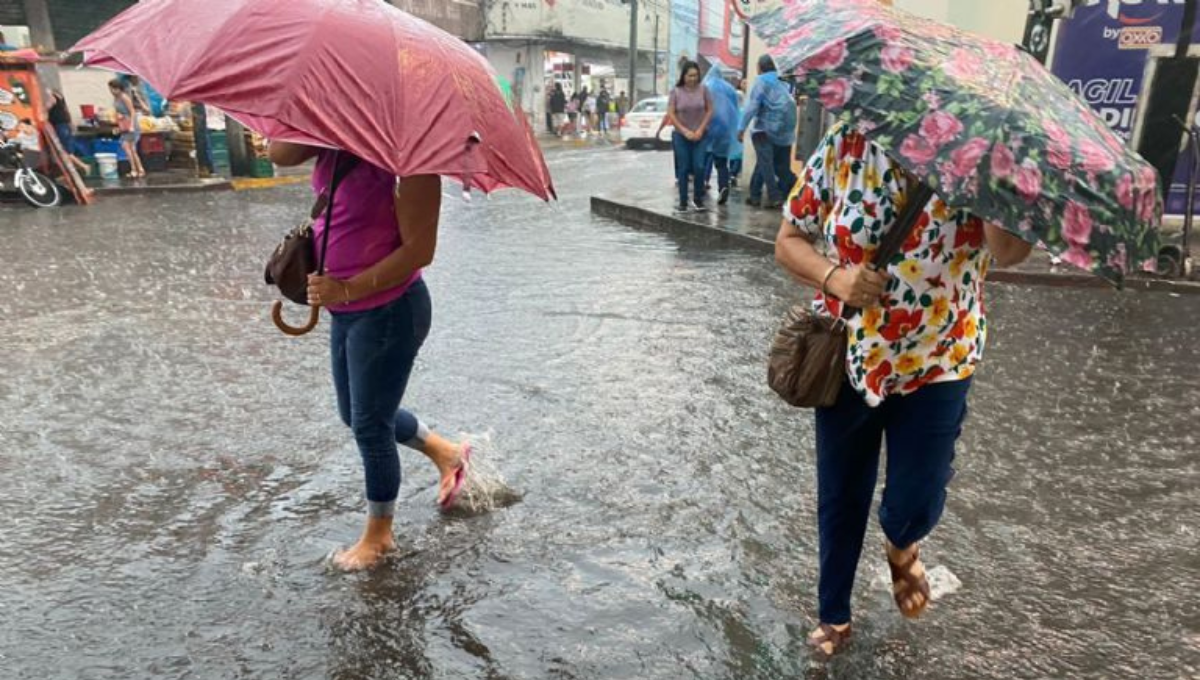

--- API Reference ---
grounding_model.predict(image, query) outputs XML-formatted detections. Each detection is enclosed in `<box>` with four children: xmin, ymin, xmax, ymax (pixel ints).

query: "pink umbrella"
<box><xmin>71</xmin><ymin>0</ymin><xmax>555</xmax><ymax>201</ymax></box>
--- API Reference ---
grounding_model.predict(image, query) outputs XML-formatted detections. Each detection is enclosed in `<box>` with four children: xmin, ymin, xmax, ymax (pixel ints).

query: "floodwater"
<box><xmin>1</xmin><ymin>147</ymin><xmax>1197</xmax><ymax>679</ymax></box>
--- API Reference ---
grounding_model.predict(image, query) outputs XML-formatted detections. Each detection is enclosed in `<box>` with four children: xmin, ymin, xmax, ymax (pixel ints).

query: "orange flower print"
<box><xmin>866</xmin><ymin>360</ymin><xmax>893</xmax><ymax>395</ymax></box>
<box><xmin>950</xmin><ymin>249</ymin><xmax>971</xmax><ymax>278</ymax></box>
<box><xmin>789</xmin><ymin>184</ymin><xmax>823</xmax><ymax>221</ymax></box>
<box><xmin>950</xmin><ymin>342</ymin><xmax>971</xmax><ymax>365</ymax></box>
<box><xmin>837</xmin><ymin>161</ymin><xmax>853</xmax><ymax>191</ymax></box>
<box><xmin>880</xmin><ymin>308</ymin><xmax>925</xmax><ymax>342</ymax></box>
<box><xmin>864</xmin><ymin>165</ymin><xmax>882</xmax><ymax>192</ymax></box>
<box><xmin>963</xmin><ymin>315</ymin><xmax>978</xmax><ymax>340</ymax></box>
<box><xmin>929</xmin><ymin>296</ymin><xmax>951</xmax><ymax>327</ymax></box>
<box><xmin>903</xmin><ymin>212</ymin><xmax>931</xmax><ymax>252</ymax></box>
<box><xmin>864</xmin><ymin>344</ymin><xmax>887</xmax><ymax>370</ymax></box>
<box><xmin>932</xmin><ymin>200</ymin><xmax>951</xmax><ymax>222</ymax></box>
<box><xmin>949</xmin><ymin>315</ymin><xmax>968</xmax><ymax>340</ymax></box>
<box><xmin>862</xmin><ymin>306</ymin><xmax>884</xmax><ymax>337</ymax></box>
<box><xmin>895</xmin><ymin>353</ymin><xmax>922</xmax><ymax>375</ymax></box>
<box><xmin>835</xmin><ymin>224</ymin><xmax>865</xmax><ymax>264</ymax></box>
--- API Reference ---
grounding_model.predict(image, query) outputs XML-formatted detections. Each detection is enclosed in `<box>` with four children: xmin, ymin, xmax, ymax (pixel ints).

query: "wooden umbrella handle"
<box><xmin>271</xmin><ymin>301</ymin><xmax>320</xmax><ymax>336</ymax></box>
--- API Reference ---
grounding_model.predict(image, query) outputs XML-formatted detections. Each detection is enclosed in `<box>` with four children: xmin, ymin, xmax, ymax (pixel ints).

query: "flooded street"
<box><xmin>2</xmin><ymin>146</ymin><xmax>1198</xmax><ymax>679</ymax></box>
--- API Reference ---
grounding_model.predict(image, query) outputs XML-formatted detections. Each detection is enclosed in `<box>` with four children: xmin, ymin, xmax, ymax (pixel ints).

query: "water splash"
<box><xmin>444</xmin><ymin>432</ymin><xmax>522</xmax><ymax>514</ymax></box>
<box><xmin>869</xmin><ymin>563</ymin><xmax>963</xmax><ymax>601</ymax></box>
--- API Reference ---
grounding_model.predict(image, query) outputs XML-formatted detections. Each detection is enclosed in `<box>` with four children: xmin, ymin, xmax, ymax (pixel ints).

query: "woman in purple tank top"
<box><xmin>269</xmin><ymin>141</ymin><xmax>473</xmax><ymax>571</ymax></box>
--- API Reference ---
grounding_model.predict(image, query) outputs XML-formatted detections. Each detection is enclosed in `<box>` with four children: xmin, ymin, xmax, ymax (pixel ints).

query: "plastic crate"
<box><xmin>139</xmin><ymin>134</ymin><xmax>167</xmax><ymax>155</ymax></box>
<box><xmin>249</xmin><ymin>157</ymin><xmax>275</xmax><ymax>178</ymax></box>
<box><xmin>142</xmin><ymin>151</ymin><xmax>168</xmax><ymax>173</ymax></box>
<box><xmin>207</xmin><ymin>131</ymin><xmax>229</xmax><ymax>152</ymax></box>
<box><xmin>93</xmin><ymin>138</ymin><xmax>127</xmax><ymax>161</ymax></box>
<box><xmin>210</xmin><ymin>149</ymin><xmax>231</xmax><ymax>173</ymax></box>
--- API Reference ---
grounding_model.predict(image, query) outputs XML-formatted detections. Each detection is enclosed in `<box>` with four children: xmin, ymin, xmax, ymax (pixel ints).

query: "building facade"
<box><xmin>484</xmin><ymin>0</ymin><xmax>671</xmax><ymax>129</ymax></box>
<box><xmin>390</xmin><ymin>0</ymin><xmax>485</xmax><ymax>41</ymax></box>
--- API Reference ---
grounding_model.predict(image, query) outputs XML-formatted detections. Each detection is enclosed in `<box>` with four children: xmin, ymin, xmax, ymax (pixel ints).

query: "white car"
<box><xmin>620</xmin><ymin>96</ymin><xmax>673</xmax><ymax>150</ymax></box>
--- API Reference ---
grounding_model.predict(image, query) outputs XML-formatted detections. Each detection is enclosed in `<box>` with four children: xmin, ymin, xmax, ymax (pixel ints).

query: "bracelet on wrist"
<box><xmin>820</xmin><ymin>264</ymin><xmax>842</xmax><ymax>297</ymax></box>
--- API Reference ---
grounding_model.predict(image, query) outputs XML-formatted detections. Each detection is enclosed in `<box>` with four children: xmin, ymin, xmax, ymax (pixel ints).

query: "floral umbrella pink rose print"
<box><xmin>751</xmin><ymin>0</ymin><xmax>1162</xmax><ymax>285</ymax></box>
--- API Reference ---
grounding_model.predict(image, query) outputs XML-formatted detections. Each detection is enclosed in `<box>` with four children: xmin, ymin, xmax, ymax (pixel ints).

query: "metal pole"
<box><xmin>629</xmin><ymin>0</ymin><xmax>639</xmax><ymax>102</ymax></box>
<box><xmin>653</xmin><ymin>12</ymin><xmax>659</xmax><ymax>96</ymax></box>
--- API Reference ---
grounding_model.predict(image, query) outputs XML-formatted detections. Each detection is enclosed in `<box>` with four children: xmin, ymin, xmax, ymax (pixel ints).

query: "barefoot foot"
<box><xmin>333</xmin><ymin>535</ymin><xmax>396</xmax><ymax>571</ymax></box>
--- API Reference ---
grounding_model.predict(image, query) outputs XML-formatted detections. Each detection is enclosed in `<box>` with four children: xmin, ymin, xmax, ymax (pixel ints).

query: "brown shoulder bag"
<box><xmin>767</xmin><ymin>180</ymin><xmax>934</xmax><ymax>408</ymax></box>
<box><xmin>264</xmin><ymin>152</ymin><xmax>359</xmax><ymax>336</ymax></box>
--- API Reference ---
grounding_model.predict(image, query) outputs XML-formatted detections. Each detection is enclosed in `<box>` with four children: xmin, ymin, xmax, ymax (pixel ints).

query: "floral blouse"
<box><xmin>785</xmin><ymin>122</ymin><xmax>991</xmax><ymax>407</ymax></box>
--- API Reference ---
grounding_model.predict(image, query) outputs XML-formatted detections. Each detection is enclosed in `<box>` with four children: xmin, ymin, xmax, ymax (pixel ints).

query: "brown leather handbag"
<box><xmin>768</xmin><ymin>181</ymin><xmax>934</xmax><ymax>408</ymax></box>
<box><xmin>264</xmin><ymin>152</ymin><xmax>358</xmax><ymax>335</ymax></box>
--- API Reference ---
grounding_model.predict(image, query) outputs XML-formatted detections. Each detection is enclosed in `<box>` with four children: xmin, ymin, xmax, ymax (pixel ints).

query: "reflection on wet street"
<box><xmin>1</xmin><ymin>146</ymin><xmax>1197</xmax><ymax>679</ymax></box>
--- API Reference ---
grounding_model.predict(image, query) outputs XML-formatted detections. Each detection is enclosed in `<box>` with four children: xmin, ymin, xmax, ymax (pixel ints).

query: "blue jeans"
<box><xmin>330</xmin><ymin>279</ymin><xmax>431</xmax><ymax>515</ymax></box>
<box><xmin>54</xmin><ymin>123</ymin><xmax>83</xmax><ymax>157</ymax></box>
<box><xmin>814</xmin><ymin>378</ymin><xmax>972</xmax><ymax>625</ymax></box>
<box><xmin>672</xmin><ymin>131</ymin><xmax>706</xmax><ymax>207</ymax></box>
<box><xmin>748</xmin><ymin>134</ymin><xmax>796</xmax><ymax>204</ymax></box>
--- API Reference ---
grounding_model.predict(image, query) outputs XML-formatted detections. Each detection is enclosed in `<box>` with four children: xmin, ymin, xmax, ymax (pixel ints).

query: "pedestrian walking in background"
<box><xmin>701</xmin><ymin>68</ymin><xmax>741</xmax><ymax>206</ymax></box>
<box><xmin>597</xmin><ymin>88</ymin><xmax>612</xmax><ymax>135</ymax></box>
<box><xmin>667</xmin><ymin>60</ymin><xmax>713</xmax><ymax>212</ymax></box>
<box><xmin>550</xmin><ymin>83</ymin><xmax>568</xmax><ymax>136</ymax></box>
<box><xmin>268</xmin><ymin>141</ymin><xmax>475</xmax><ymax>571</ymax></box>
<box><xmin>585</xmin><ymin>90</ymin><xmax>598</xmax><ymax>134</ymax></box>
<box><xmin>739</xmin><ymin>55</ymin><xmax>797</xmax><ymax>209</ymax></box>
<box><xmin>109</xmin><ymin>79</ymin><xmax>146</xmax><ymax>179</ymax></box>
<box><xmin>774</xmin><ymin>122</ymin><xmax>1033</xmax><ymax>658</ymax></box>
<box><xmin>617</xmin><ymin>90</ymin><xmax>630</xmax><ymax>118</ymax></box>
<box><xmin>46</xmin><ymin>90</ymin><xmax>92</xmax><ymax>175</ymax></box>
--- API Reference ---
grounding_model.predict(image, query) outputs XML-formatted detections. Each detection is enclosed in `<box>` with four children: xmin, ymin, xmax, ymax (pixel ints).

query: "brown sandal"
<box><xmin>808</xmin><ymin>623</ymin><xmax>852</xmax><ymax>659</ymax></box>
<box><xmin>887</xmin><ymin>543</ymin><xmax>931</xmax><ymax>619</ymax></box>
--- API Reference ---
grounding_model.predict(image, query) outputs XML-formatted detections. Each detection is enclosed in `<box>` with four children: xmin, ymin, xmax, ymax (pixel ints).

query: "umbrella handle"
<box><xmin>271</xmin><ymin>301</ymin><xmax>320</xmax><ymax>336</ymax></box>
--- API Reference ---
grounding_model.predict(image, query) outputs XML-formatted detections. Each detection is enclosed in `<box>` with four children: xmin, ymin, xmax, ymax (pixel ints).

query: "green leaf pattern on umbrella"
<box><xmin>752</xmin><ymin>0</ymin><xmax>1162</xmax><ymax>283</ymax></box>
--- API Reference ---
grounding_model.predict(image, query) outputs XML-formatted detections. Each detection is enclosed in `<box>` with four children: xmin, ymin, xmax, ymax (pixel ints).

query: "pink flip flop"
<box><xmin>439</xmin><ymin>443</ymin><xmax>473</xmax><ymax>510</ymax></box>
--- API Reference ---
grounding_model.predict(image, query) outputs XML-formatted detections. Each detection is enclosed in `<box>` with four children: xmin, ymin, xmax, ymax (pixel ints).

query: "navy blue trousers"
<box><xmin>330</xmin><ymin>280</ymin><xmax>431</xmax><ymax>512</ymax></box>
<box><xmin>814</xmin><ymin>378</ymin><xmax>971</xmax><ymax>624</ymax></box>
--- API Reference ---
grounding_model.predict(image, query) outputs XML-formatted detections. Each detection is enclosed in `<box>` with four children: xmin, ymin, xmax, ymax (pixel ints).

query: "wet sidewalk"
<box><xmin>591</xmin><ymin>182</ymin><xmax>1200</xmax><ymax>295</ymax></box>
<box><xmin>85</xmin><ymin>169</ymin><xmax>233</xmax><ymax>195</ymax></box>
<box><xmin>84</xmin><ymin>165</ymin><xmax>313</xmax><ymax>197</ymax></box>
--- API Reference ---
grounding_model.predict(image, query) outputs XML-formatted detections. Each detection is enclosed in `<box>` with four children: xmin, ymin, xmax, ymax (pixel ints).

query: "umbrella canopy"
<box><xmin>72</xmin><ymin>0</ymin><xmax>555</xmax><ymax>200</ymax></box>
<box><xmin>751</xmin><ymin>0</ymin><xmax>1161</xmax><ymax>283</ymax></box>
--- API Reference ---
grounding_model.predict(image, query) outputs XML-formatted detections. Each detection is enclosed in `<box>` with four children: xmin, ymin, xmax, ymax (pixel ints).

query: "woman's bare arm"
<box><xmin>267</xmin><ymin>141</ymin><xmax>319</xmax><ymax>167</ymax></box>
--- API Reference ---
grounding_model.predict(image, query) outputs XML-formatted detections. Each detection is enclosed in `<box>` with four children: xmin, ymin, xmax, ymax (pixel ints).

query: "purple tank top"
<box><xmin>312</xmin><ymin>150</ymin><xmax>421</xmax><ymax>313</ymax></box>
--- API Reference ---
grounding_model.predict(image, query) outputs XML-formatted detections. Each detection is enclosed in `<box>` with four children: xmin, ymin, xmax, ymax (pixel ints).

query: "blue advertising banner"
<box><xmin>1052</xmin><ymin>0</ymin><xmax>1200</xmax><ymax>215</ymax></box>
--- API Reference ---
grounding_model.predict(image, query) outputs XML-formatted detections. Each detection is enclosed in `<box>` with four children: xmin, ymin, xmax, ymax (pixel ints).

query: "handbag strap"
<box><xmin>839</xmin><ymin>171</ymin><xmax>935</xmax><ymax>318</ymax></box>
<box><xmin>315</xmin><ymin>151</ymin><xmax>360</xmax><ymax>276</ymax></box>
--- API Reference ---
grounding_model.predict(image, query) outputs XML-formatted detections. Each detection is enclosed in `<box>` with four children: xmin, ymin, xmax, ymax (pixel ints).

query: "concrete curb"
<box><xmin>591</xmin><ymin>195</ymin><xmax>775</xmax><ymax>249</ymax></box>
<box><xmin>231</xmin><ymin>175</ymin><xmax>312</xmax><ymax>191</ymax></box>
<box><xmin>590</xmin><ymin>195</ymin><xmax>1200</xmax><ymax>296</ymax></box>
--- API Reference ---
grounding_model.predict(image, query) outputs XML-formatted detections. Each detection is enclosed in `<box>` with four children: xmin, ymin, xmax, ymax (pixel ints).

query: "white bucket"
<box><xmin>95</xmin><ymin>153</ymin><xmax>119</xmax><ymax>180</ymax></box>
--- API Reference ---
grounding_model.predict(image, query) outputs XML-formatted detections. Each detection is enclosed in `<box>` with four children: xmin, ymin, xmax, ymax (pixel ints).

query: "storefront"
<box><xmin>2</xmin><ymin>0</ymin><xmax>274</xmax><ymax>184</ymax></box>
<box><xmin>484</xmin><ymin>0</ymin><xmax>669</xmax><ymax>132</ymax></box>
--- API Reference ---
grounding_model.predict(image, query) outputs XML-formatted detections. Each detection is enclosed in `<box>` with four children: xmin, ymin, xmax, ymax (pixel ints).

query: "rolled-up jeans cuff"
<box><xmin>367</xmin><ymin>500</ymin><xmax>395</xmax><ymax>518</ymax></box>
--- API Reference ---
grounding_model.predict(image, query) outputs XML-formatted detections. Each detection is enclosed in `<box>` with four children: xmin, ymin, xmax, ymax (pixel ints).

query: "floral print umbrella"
<box><xmin>750</xmin><ymin>0</ymin><xmax>1162</xmax><ymax>284</ymax></box>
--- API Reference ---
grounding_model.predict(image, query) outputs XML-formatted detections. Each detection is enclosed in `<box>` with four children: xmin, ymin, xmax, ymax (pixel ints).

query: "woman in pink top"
<box><xmin>269</xmin><ymin>142</ymin><xmax>471</xmax><ymax>571</ymax></box>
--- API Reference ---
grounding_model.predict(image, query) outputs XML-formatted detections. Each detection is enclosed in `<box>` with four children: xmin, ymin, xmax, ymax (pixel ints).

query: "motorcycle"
<box><xmin>0</xmin><ymin>138</ymin><xmax>62</xmax><ymax>208</ymax></box>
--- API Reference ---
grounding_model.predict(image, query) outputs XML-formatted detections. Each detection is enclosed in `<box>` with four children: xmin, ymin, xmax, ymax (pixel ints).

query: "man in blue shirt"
<box><xmin>738</xmin><ymin>55</ymin><xmax>798</xmax><ymax>209</ymax></box>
